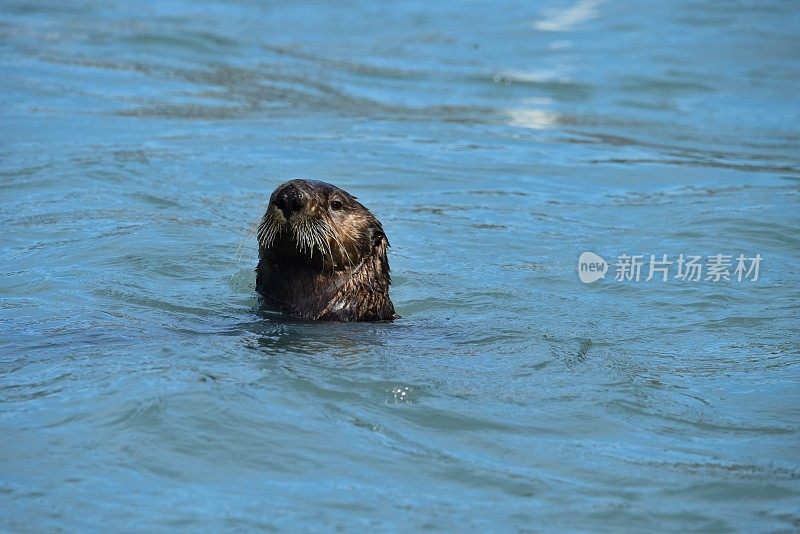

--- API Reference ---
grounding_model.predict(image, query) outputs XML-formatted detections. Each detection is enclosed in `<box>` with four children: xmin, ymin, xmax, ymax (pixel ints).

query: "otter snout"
<box><xmin>274</xmin><ymin>182</ymin><xmax>304</xmax><ymax>219</ymax></box>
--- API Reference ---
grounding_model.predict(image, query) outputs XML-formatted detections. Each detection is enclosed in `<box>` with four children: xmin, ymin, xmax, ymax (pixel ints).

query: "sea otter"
<box><xmin>255</xmin><ymin>179</ymin><xmax>397</xmax><ymax>322</ymax></box>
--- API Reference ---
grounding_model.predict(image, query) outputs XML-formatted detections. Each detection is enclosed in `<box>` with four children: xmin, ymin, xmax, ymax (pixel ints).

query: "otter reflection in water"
<box><xmin>255</xmin><ymin>179</ymin><xmax>397</xmax><ymax>322</ymax></box>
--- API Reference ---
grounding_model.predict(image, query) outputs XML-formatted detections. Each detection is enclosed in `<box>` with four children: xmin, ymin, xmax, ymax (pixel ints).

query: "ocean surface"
<box><xmin>1</xmin><ymin>0</ymin><xmax>799</xmax><ymax>530</ymax></box>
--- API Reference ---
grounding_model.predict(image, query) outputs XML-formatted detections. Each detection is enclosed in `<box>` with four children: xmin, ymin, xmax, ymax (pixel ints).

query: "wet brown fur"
<box><xmin>255</xmin><ymin>179</ymin><xmax>397</xmax><ymax>322</ymax></box>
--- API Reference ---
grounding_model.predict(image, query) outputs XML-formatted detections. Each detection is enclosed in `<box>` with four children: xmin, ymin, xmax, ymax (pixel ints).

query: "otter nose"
<box><xmin>275</xmin><ymin>184</ymin><xmax>303</xmax><ymax>219</ymax></box>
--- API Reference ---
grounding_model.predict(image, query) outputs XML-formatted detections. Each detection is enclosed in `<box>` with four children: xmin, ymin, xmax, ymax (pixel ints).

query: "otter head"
<box><xmin>255</xmin><ymin>179</ymin><xmax>396</xmax><ymax>322</ymax></box>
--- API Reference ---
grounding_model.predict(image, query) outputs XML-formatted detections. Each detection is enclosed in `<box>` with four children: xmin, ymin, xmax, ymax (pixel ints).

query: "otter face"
<box><xmin>255</xmin><ymin>179</ymin><xmax>396</xmax><ymax>322</ymax></box>
<box><xmin>256</xmin><ymin>179</ymin><xmax>380</xmax><ymax>272</ymax></box>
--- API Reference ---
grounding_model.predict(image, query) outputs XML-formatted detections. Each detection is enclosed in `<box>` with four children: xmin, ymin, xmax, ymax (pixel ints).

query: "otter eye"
<box><xmin>330</xmin><ymin>199</ymin><xmax>344</xmax><ymax>211</ymax></box>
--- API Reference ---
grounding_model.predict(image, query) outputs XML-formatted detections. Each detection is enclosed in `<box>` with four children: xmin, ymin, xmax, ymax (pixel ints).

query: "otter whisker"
<box><xmin>314</xmin><ymin>223</ymin><xmax>325</xmax><ymax>258</ymax></box>
<box><xmin>324</xmin><ymin>224</ymin><xmax>354</xmax><ymax>269</ymax></box>
<box><xmin>307</xmin><ymin>219</ymin><xmax>320</xmax><ymax>260</ymax></box>
<box><xmin>318</xmin><ymin>222</ymin><xmax>335</xmax><ymax>270</ymax></box>
<box><xmin>313</xmin><ymin>219</ymin><xmax>336</xmax><ymax>272</ymax></box>
<box><xmin>229</xmin><ymin>214</ymin><xmax>262</xmax><ymax>270</ymax></box>
<box><xmin>258</xmin><ymin>210</ymin><xmax>285</xmax><ymax>251</ymax></box>
<box><xmin>303</xmin><ymin>219</ymin><xmax>315</xmax><ymax>256</ymax></box>
<box><xmin>294</xmin><ymin>218</ymin><xmax>316</xmax><ymax>257</ymax></box>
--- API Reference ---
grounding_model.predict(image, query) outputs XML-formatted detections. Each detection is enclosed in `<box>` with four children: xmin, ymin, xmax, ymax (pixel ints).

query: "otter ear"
<box><xmin>370</xmin><ymin>224</ymin><xmax>387</xmax><ymax>251</ymax></box>
<box><xmin>370</xmin><ymin>224</ymin><xmax>389</xmax><ymax>264</ymax></box>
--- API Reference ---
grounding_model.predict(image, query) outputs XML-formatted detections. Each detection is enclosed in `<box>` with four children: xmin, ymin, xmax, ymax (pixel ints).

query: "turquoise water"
<box><xmin>2</xmin><ymin>0</ymin><xmax>799</xmax><ymax>530</ymax></box>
